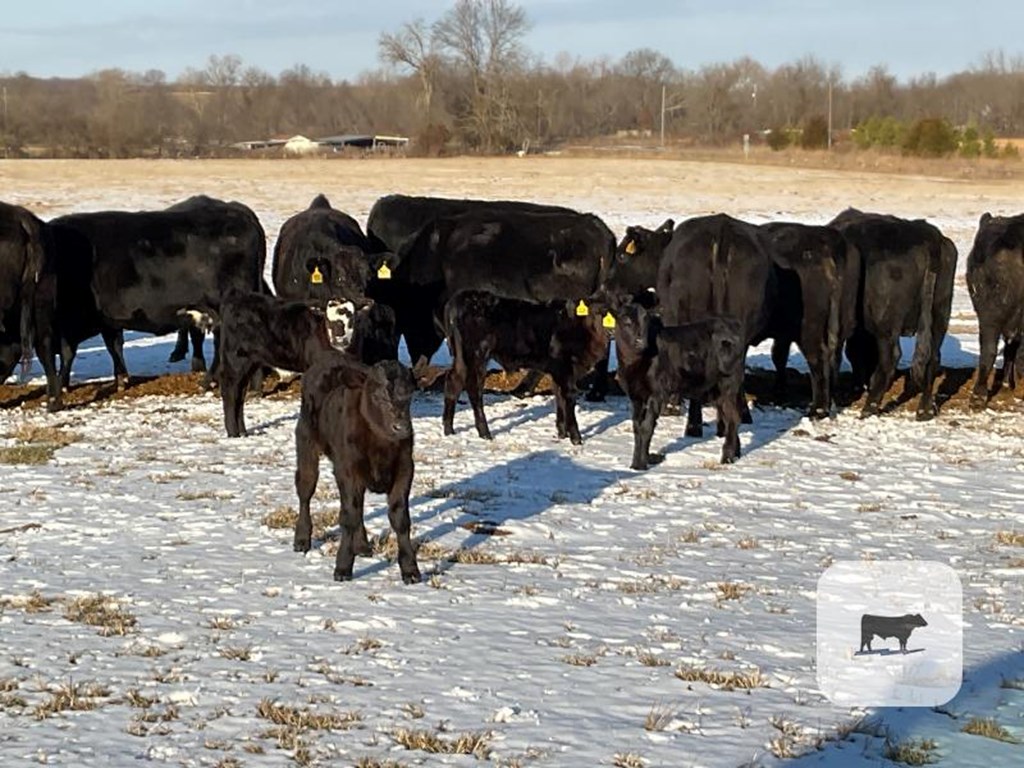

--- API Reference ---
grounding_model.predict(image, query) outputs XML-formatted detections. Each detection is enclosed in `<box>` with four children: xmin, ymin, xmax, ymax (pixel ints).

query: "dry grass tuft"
<box><xmin>34</xmin><ymin>679</ymin><xmax>111</xmax><ymax>719</ymax></box>
<box><xmin>736</xmin><ymin>537</ymin><xmax>760</xmax><ymax>549</ymax></box>
<box><xmin>256</xmin><ymin>698</ymin><xmax>362</xmax><ymax>731</ymax></box>
<box><xmin>390</xmin><ymin>727</ymin><xmax>492</xmax><ymax>758</ymax></box>
<box><xmin>961</xmin><ymin>716</ymin><xmax>1019</xmax><ymax>743</ymax></box>
<box><xmin>674</xmin><ymin>664</ymin><xmax>766</xmax><ymax>691</ymax></box>
<box><xmin>219</xmin><ymin>645</ymin><xmax>254</xmax><ymax>662</ymax></box>
<box><xmin>636</xmin><ymin>651</ymin><xmax>671</xmax><ymax>668</ymax></box>
<box><xmin>0</xmin><ymin>444</ymin><xmax>57</xmax><ymax>464</ymax></box>
<box><xmin>561</xmin><ymin>653</ymin><xmax>600</xmax><ymax>667</ymax></box>
<box><xmin>995</xmin><ymin>531</ymin><xmax>1024</xmax><ymax>547</ymax></box>
<box><xmin>1001</xmin><ymin>677</ymin><xmax>1024</xmax><ymax>690</ymax></box>
<box><xmin>715</xmin><ymin>582</ymin><xmax>751</xmax><ymax>602</ymax></box>
<box><xmin>644</xmin><ymin>702</ymin><xmax>677</xmax><ymax>732</ymax></box>
<box><xmin>0</xmin><ymin>590</ymin><xmax>60</xmax><ymax>613</ymax></box>
<box><xmin>6</xmin><ymin>423</ymin><xmax>81</xmax><ymax>447</ymax></box>
<box><xmin>839</xmin><ymin>471</ymin><xmax>861</xmax><ymax>482</ymax></box>
<box><xmin>883</xmin><ymin>738</ymin><xmax>938</xmax><ymax>765</ymax></box>
<box><xmin>63</xmin><ymin>594</ymin><xmax>137</xmax><ymax>636</ymax></box>
<box><xmin>613</xmin><ymin>753</ymin><xmax>647</xmax><ymax>768</ymax></box>
<box><xmin>353</xmin><ymin>759</ymin><xmax>409</xmax><ymax>768</ymax></box>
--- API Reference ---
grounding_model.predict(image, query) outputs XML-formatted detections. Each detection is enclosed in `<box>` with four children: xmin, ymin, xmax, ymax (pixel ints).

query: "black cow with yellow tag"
<box><xmin>273</xmin><ymin>195</ymin><xmax>398</xmax><ymax>363</ymax></box>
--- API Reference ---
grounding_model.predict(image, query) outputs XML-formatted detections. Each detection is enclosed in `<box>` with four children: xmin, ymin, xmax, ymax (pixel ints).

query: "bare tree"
<box><xmin>379</xmin><ymin>19</ymin><xmax>443</xmax><ymax>122</ymax></box>
<box><xmin>433</xmin><ymin>0</ymin><xmax>530</xmax><ymax>150</ymax></box>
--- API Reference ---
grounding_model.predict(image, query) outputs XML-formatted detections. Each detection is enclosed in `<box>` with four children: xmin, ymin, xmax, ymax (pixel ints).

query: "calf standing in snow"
<box><xmin>182</xmin><ymin>291</ymin><xmax>365</xmax><ymax>437</ymax></box>
<box><xmin>442</xmin><ymin>291</ymin><xmax>608</xmax><ymax>444</ymax></box>
<box><xmin>614</xmin><ymin>300</ymin><xmax>745</xmax><ymax>468</ymax></box>
<box><xmin>294</xmin><ymin>356</ymin><xmax>419</xmax><ymax>584</ymax></box>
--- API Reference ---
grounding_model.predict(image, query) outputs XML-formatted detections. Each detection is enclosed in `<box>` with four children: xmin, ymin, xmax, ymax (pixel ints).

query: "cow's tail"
<box><xmin>177</xmin><ymin>307</ymin><xmax>220</xmax><ymax>334</ymax></box>
<box><xmin>711</xmin><ymin>218</ymin><xmax>731</xmax><ymax>317</ymax></box>
<box><xmin>18</xmin><ymin>220</ymin><xmax>45</xmax><ymax>368</ymax></box>
<box><xmin>824</xmin><ymin>256</ymin><xmax>841</xmax><ymax>376</ymax></box>
<box><xmin>910</xmin><ymin>263</ymin><xmax>938</xmax><ymax>391</ymax></box>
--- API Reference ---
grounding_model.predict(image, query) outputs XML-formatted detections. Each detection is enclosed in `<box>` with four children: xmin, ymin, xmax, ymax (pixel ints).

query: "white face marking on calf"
<box><xmin>325</xmin><ymin>300</ymin><xmax>357</xmax><ymax>350</ymax></box>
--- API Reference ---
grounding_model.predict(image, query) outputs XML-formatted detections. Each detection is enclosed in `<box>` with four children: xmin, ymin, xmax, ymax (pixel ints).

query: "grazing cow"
<box><xmin>0</xmin><ymin>202</ymin><xmax>60</xmax><ymax>410</ymax></box>
<box><xmin>613</xmin><ymin>300</ymin><xmax>745</xmax><ymax>468</ymax></box>
<box><xmin>859</xmin><ymin>613</ymin><xmax>928</xmax><ymax>654</ymax></box>
<box><xmin>759</xmin><ymin>222</ymin><xmax>859</xmax><ymax>418</ymax></box>
<box><xmin>273</xmin><ymin>194</ymin><xmax>399</xmax><ymax>364</ymax></box>
<box><xmin>367</xmin><ymin>195</ymin><xmax>615</xmax><ymax>399</ymax></box>
<box><xmin>830</xmin><ymin>209</ymin><xmax>956</xmax><ymax>420</ymax></box>
<box><xmin>966</xmin><ymin>212</ymin><xmax>1024</xmax><ymax>408</ymax></box>
<box><xmin>49</xmin><ymin>196</ymin><xmax>266</xmax><ymax>383</ymax></box>
<box><xmin>442</xmin><ymin>291</ymin><xmax>608</xmax><ymax>444</ymax></box>
<box><xmin>182</xmin><ymin>292</ymin><xmax>364</xmax><ymax>437</ymax></box>
<box><xmin>294</xmin><ymin>356</ymin><xmax>419</xmax><ymax>584</ymax></box>
<box><xmin>655</xmin><ymin>214</ymin><xmax>777</xmax><ymax>436</ymax></box>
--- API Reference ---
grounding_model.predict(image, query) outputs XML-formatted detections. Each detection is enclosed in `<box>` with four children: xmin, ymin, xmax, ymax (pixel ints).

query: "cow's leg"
<box><xmin>219</xmin><ymin>363</ymin><xmax>246</xmax><ymax>437</ymax></box>
<box><xmin>718</xmin><ymin>390</ymin><xmax>741</xmax><ymax>464</ymax></box>
<box><xmin>101</xmin><ymin>329</ymin><xmax>129</xmax><ymax>391</ymax></box>
<box><xmin>59</xmin><ymin>338</ymin><xmax>78</xmax><ymax>392</ymax></box>
<box><xmin>168</xmin><ymin>328</ymin><xmax>189</xmax><ymax>363</ymax></box>
<box><xmin>554</xmin><ymin>376</ymin><xmax>582</xmax><ymax>445</ymax></box>
<box><xmin>442</xmin><ymin>359</ymin><xmax>466</xmax><ymax>436</ymax></box>
<box><xmin>807</xmin><ymin>352</ymin><xmax>829</xmax><ymax>420</ymax></box>
<box><xmin>466</xmin><ymin>362</ymin><xmax>491</xmax><ymax>440</ymax></box>
<box><xmin>685</xmin><ymin>397</ymin><xmax>704</xmax><ymax>437</ymax></box>
<box><xmin>553</xmin><ymin>383</ymin><xmax>567</xmax><ymax>439</ymax></box>
<box><xmin>771</xmin><ymin>338</ymin><xmax>790</xmax><ymax>400</ymax></box>
<box><xmin>334</xmin><ymin>480</ymin><xmax>368</xmax><ymax>582</ymax></box>
<box><xmin>387</xmin><ymin>482</ymin><xmax>420</xmax><ymax>585</ymax></box>
<box><xmin>188</xmin><ymin>326</ymin><xmax>206</xmax><ymax>373</ymax></box>
<box><xmin>861</xmin><ymin>337</ymin><xmax>899</xmax><ymax>418</ymax></box>
<box><xmin>915</xmin><ymin>345</ymin><xmax>940</xmax><ymax>422</ymax></box>
<box><xmin>231</xmin><ymin>363</ymin><xmax>259</xmax><ymax>437</ymax></box>
<box><xmin>293</xmin><ymin>422</ymin><xmax>320</xmax><ymax>553</ymax></box>
<box><xmin>971</xmin><ymin>325</ymin><xmax>999</xmax><ymax>410</ymax></box>
<box><xmin>35</xmin><ymin>333</ymin><xmax>62</xmax><ymax>413</ymax></box>
<box><xmin>631</xmin><ymin>396</ymin><xmax>661</xmax><ymax>471</ymax></box>
<box><xmin>1005</xmin><ymin>337</ymin><xmax>1021</xmax><ymax>391</ymax></box>
<box><xmin>585</xmin><ymin>348</ymin><xmax>610</xmax><ymax>402</ymax></box>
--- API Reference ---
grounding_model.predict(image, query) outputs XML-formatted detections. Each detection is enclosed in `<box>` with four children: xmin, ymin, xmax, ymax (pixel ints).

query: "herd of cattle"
<box><xmin>1</xmin><ymin>192</ymin><xmax>1022</xmax><ymax>581</ymax></box>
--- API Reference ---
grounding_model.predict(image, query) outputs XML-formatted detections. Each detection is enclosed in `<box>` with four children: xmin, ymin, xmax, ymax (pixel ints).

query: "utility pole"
<box><xmin>2</xmin><ymin>86</ymin><xmax>7</xmax><ymax>159</ymax></box>
<box><xmin>660</xmin><ymin>84</ymin><xmax>666</xmax><ymax>147</ymax></box>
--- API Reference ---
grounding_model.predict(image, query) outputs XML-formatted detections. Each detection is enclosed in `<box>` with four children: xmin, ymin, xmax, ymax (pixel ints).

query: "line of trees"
<box><xmin>1</xmin><ymin>0</ymin><xmax>1023</xmax><ymax>158</ymax></box>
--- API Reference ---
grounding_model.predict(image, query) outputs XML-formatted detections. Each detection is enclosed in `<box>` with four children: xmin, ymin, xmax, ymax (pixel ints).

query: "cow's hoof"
<box><xmin>293</xmin><ymin>540</ymin><xmax>311</xmax><ymax>553</ymax></box>
<box><xmin>968</xmin><ymin>395</ymin><xmax>987</xmax><ymax>413</ymax></box>
<box><xmin>684</xmin><ymin>425</ymin><xmax>703</xmax><ymax>438</ymax></box>
<box><xmin>401</xmin><ymin>568</ymin><xmax>422</xmax><ymax>585</ymax></box>
<box><xmin>915</xmin><ymin>409</ymin><xmax>935</xmax><ymax>422</ymax></box>
<box><xmin>333</xmin><ymin>569</ymin><xmax>353</xmax><ymax>582</ymax></box>
<box><xmin>168</xmin><ymin>349</ymin><xmax>186</xmax><ymax>363</ymax></box>
<box><xmin>720</xmin><ymin>454</ymin><xmax>737</xmax><ymax>465</ymax></box>
<box><xmin>569</xmin><ymin>434</ymin><xmax>582</xmax><ymax>446</ymax></box>
<box><xmin>443</xmin><ymin>424</ymin><xmax>454</xmax><ymax>436</ymax></box>
<box><xmin>860</xmin><ymin>406</ymin><xmax>879</xmax><ymax>419</ymax></box>
<box><xmin>630</xmin><ymin>461</ymin><xmax>648</xmax><ymax>471</ymax></box>
<box><xmin>648</xmin><ymin>452</ymin><xmax>665</xmax><ymax>465</ymax></box>
<box><xmin>809</xmin><ymin>408</ymin><xmax>828</xmax><ymax>421</ymax></box>
<box><xmin>46</xmin><ymin>400</ymin><xmax>63</xmax><ymax>414</ymax></box>
<box><xmin>478</xmin><ymin>430</ymin><xmax>493</xmax><ymax>441</ymax></box>
<box><xmin>191</xmin><ymin>358</ymin><xmax>207</xmax><ymax>374</ymax></box>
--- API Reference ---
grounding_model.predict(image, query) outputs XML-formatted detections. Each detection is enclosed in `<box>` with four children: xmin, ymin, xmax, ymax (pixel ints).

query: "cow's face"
<box><xmin>614</xmin><ymin>299</ymin><xmax>654</xmax><ymax>355</ymax></box>
<box><xmin>362</xmin><ymin>360</ymin><xmax>415</xmax><ymax>441</ymax></box>
<box><xmin>324</xmin><ymin>299</ymin><xmax>360</xmax><ymax>351</ymax></box>
<box><xmin>601</xmin><ymin>220</ymin><xmax>673</xmax><ymax>298</ymax></box>
<box><xmin>910</xmin><ymin>613</ymin><xmax>928</xmax><ymax>628</ymax></box>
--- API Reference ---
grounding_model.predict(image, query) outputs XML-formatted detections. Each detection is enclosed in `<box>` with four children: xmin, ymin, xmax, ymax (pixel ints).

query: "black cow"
<box><xmin>273</xmin><ymin>194</ymin><xmax>399</xmax><ymax>364</ymax></box>
<box><xmin>966</xmin><ymin>212</ymin><xmax>1024</xmax><ymax>408</ymax></box>
<box><xmin>366</xmin><ymin>195</ymin><xmax>615</xmax><ymax>399</ymax></box>
<box><xmin>0</xmin><ymin>202</ymin><xmax>60</xmax><ymax>410</ymax></box>
<box><xmin>49</xmin><ymin>196</ymin><xmax>266</xmax><ymax>385</ymax></box>
<box><xmin>614</xmin><ymin>300</ymin><xmax>745</xmax><ymax>468</ymax></box>
<box><xmin>182</xmin><ymin>292</ymin><xmax>365</xmax><ymax>437</ymax></box>
<box><xmin>830</xmin><ymin>209</ymin><xmax>956</xmax><ymax>420</ymax></box>
<box><xmin>654</xmin><ymin>214</ymin><xmax>777</xmax><ymax>436</ymax></box>
<box><xmin>442</xmin><ymin>291</ymin><xmax>608</xmax><ymax>444</ymax></box>
<box><xmin>599</xmin><ymin>219</ymin><xmax>676</xmax><ymax>303</ymax></box>
<box><xmin>294</xmin><ymin>356</ymin><xmax>419</xmax><ymax>584</ymax></box>
<box><xmin>860</xmin><ymin>613</ymin><xmax>928</xmax><ymax>653</ymax></box>
<box><xmin>759</xmin><ymin>222</ymin><xmax>859</xmax><ymax>418</ymax></box>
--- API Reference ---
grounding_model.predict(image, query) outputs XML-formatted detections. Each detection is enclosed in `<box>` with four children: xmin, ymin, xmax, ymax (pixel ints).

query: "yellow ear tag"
<box><xmin>377</xmin><ymin>263</ymin><xmax>392</xmax><ymax>280</ymax></box>
<box><xmin>625</xmin><ymin>240</ymin><xmax>636</xmax><ymax>255</ymax></box>
<box><xmin>602</xmin><ymin>312</ymin><xmax>616</xmax><ymax>329</ymax></box>
<box><xmin>575</xmin><ymin>300</ymin><xmax>589</xmax><ymax>317</ymax></box>
<box><xmin>310</xmin><ymin>266</ymin><xmax>324</xmax><ymax>284</ymax></box>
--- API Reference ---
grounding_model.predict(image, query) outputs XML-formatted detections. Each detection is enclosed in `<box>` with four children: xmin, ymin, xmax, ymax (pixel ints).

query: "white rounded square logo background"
<box><xmin>817</xmin><ymin>561</ymin><xmax>963</xmax><ymax>707</ymax></box>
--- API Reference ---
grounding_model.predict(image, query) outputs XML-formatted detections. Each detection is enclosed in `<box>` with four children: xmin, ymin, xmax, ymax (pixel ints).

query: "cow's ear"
<box><xmin>979</xmin><ymin>212</ymin><xmax>992</xmax><ymax>226</ymax></box>
<box><xmin>658</xmin><ymin>218</ymin><xmax>675</xmax><ymax>233</ymax></box>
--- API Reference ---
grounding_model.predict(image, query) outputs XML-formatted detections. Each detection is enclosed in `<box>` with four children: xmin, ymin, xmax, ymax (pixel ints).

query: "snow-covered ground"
<box><xmin>1</xmin><ymin>159</ymin><xmax>1022</xmax><ymax>766</ymax></box>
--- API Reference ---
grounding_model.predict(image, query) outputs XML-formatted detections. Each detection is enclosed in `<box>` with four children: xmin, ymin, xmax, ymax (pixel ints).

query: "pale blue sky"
<box><xmin>1</xmin><ymin>1</ymin><xmax>1021</xmax><ymax>82</ymax></box>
